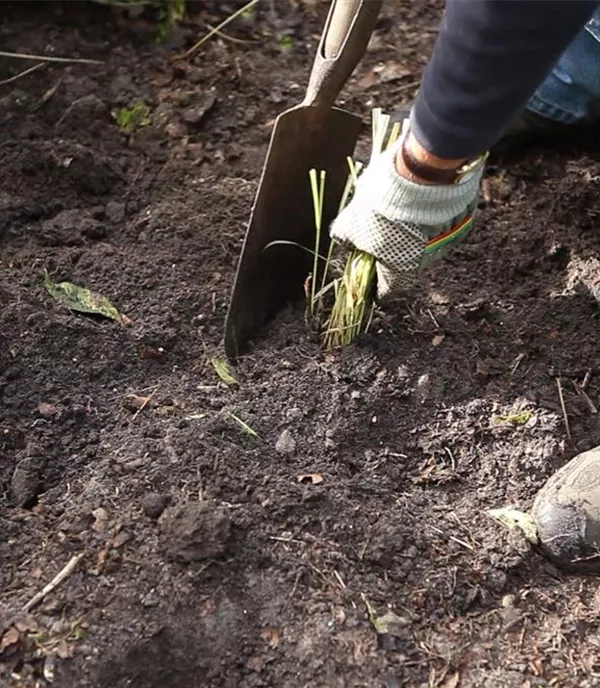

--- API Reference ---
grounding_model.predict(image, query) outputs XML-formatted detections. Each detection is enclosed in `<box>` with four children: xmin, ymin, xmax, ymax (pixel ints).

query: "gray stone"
<box><xmin>275</xmin><ymin>428</ymin><xmax>296</xmax><ymax>455</ymax></box>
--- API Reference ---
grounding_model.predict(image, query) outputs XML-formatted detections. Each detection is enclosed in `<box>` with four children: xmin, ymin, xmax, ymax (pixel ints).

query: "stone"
<box><xmin>275</xmin><ymin>428</ymin><xmax>296</xmax><ymax>455</ymax></box>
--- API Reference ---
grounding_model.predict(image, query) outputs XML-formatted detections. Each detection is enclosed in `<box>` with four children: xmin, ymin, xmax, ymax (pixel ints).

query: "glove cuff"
<box><xmin>358</xmin><ymin>141</ymin><xmax>485</xmax><ymax>226</ymax></box>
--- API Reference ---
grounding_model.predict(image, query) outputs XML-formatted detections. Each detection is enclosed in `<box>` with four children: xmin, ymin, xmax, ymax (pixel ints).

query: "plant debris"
<box><xmin>44</xmin><ymin>271</ymin><xmax>131</xmax><ymax>324</ymax></box>
<box><xmin>211</xmin><ymin>357</ymin><xmax>239</xmax><ymax>386</ymax></box>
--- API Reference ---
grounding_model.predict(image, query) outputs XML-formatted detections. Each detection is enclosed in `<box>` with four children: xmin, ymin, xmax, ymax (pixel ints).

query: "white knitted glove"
<box><xmin>330</xmin><ymin>133</ymin><xmax>486</xmax><ymax>299</ymax></box>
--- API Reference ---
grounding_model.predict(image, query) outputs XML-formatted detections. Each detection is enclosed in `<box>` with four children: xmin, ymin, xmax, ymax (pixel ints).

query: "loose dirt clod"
<box><xmin>141</xmin><ymin>492</ymin><xmax>170</xmax><ymax>520</ymax></box>
<box><xmin>159</xmin><ymin>501</ymin><xmax>231</xmax><ymax>562</ymax></box>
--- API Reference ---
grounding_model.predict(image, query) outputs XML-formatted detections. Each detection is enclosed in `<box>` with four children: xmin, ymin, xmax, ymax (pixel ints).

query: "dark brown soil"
<box><xmin>3</xmin><ymin>2</ymin><xmax>600</xmax><ymax>687</ymax></box>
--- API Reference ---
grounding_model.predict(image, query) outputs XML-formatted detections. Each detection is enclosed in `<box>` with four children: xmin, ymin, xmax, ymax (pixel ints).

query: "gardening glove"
<box><xmin>330</xmin><ymin>125</ymin><xmax>486</xmax><ymax>299</ymax></box>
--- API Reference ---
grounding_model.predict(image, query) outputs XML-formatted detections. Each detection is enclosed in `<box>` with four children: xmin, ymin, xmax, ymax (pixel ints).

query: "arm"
<box><xmin>411</xmin><ymin>0</ymin><xmax>600</xmax><ymax>161</ymax></box>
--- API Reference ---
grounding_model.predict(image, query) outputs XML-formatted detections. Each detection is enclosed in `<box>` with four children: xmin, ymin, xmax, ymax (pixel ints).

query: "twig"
<box><xmin>429</xmin><ymin>525</ymin><xmax>475</xmax><ymax>552</ymax></box>
<box><xmin>510</xmin><ymin>352</ymin><xmax>526</xmax><ymax>376</ymax></box>
<box><xmin>556</xmin><ymin>376</ymin><xmax>572</xmax><ymax>440</ymax></box>
<box><xmin>0</xmin><ymin>62</ymin><xmax>46</xmax><ymax>87</ymax></box>
<box><xmin>173</xmin><ymin>0</ymin><xmax>259</xmax><ymax>60</ymax></box>
<box><xmin>130</xmin><ymin>387</ymin><xmax>158</xmax><ymax>422</ymax></box>
<box><xmin>203</xmin><ymin>22</ymin><xmax>257</xmax><ymax>45</ymax></box>
<box><xmin>582</xmin><ymin>369</ymin><xmax>593</xmax><ymax>391</ymax></box>
<box><xmin>22</xmin><ymin>553</ymin><xmax>85</xmax><ymax>613</ymax></box>
<box><xmin>0</xmin><ymin>50</ymin><xmax>102</xmax><ymax>65</ymax></box>
<box><xmin>572</xmin><ymin>379</ymin><xmax>598</xmax><ymax>414</ymax></box>
<box><xmin>333</xmin><ymin>570</ymin><xmax>346</xmax><ymax>589</ymax></box>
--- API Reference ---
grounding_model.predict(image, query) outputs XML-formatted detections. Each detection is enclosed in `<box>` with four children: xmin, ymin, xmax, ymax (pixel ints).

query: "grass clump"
<box><xmin>309</xmin><ymin>108</ymin><xmax>400</xmax><ymax>351</ymax></box>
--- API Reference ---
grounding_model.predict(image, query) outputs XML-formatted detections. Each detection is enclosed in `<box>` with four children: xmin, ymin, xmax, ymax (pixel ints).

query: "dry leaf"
<box><xmin>356</xmin><ymin>67</ymin><xmax>378</xmax><ymax>90</ymax></box>
<box><xmin>441</xmin><ymin>673</ymin><xmax>460</xmax><ymax>688</ymax></box>
<box><xmin>297</xmin><ymin>473</ymin><xmax>323</xmax><ymax>485</ymax></box>
<box><xmin>432</xmin><ymin>333</ymin><xmax>445</xmax><ymax>347</ymax></box>
<box><xmin>374</xmin><ymin>60</ymin><xmax>412</xmax><ymax>83</ymax></box>
<box><xmin>260</xmin><ymin>626</ymin><xmax>281</xmax><ymax>648</ymax></box>
<box><xmin>0</xmin><ymin>627</ymin><xmax>20</xmax><ymax>652</ymax></box>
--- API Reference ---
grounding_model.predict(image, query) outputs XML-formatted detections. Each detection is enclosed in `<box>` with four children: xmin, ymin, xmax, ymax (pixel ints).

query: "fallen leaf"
<box><xmin>493</xmin><ymin>410</ymin><xmax>534</xmax><ymax>425</ymax></box>
<box><xmin>260</xmin><ymin>626</ymin><xmax>281</xmax><ymax>648</ymax></box>
<box><xmin>211</xmin><ymin>357</ymin><xmax>238</xmax><ymax>386</ymax></box>
<box><xmin>374</xmin><ymin>60</ymin><xmax>412</xmax><ymax>83</ymax></box>
<box><xmin>44</xmin><ymin>270</ymin><xmax>131</xmax><ymax>324</ymax></box>
<box><xmin>441</xmin><ymin>672</ymin><xmax>460</xmax><ymax>688</ymax></box>
<box><xmin>488</xmin><ymin>506</ymin><xmax>539</xmax><ymax>544</ymax></box>
<box><xmin>14</xmin><ymin>617</ymin><xmax>39</xmax><ymax>633</ymax></box>
<box><xmin>356</xmin><ymin>67</ymin><xmax>378</xmax><ymax>90</ymax></box>
<box><xmin>297</xmin><ymin>473</ymin><xmax>323</xmax><ymax>485</ymax></box>
<box><xmin>431</xmin><ymin>333</ymin><xmax>445</xmax><ymax>347</ymax></box>
<box><xmin>475</xmin><ymin>359</ymin><xmax>489</xmax><ymax>377</ymax></box>
<box><xmin>0</xmin><ymin>627</ymin><xmax>20</xmax><ymax>652</ymax></box>
<box><xmin>363</xmin><ymin>596</ymin><xmax>408</xmax><ymax>636</ymax></box>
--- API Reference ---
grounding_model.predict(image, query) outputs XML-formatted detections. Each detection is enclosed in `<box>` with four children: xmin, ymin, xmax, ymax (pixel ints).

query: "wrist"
<box><xmin>395</xmin><ymin>130</ymin><xmax>469</xmax><ymax>185</ymax></box>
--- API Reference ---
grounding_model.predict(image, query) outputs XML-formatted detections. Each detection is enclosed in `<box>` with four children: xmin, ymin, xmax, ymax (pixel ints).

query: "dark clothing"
<box><xmin>411</xmin><ymin>0</ymin><xmax>600</xmax><ymax>159</ymax></box>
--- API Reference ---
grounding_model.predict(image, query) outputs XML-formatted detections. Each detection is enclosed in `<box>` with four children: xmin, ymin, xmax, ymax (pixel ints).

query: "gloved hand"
<box><xmin>330</xmin><ymin>124</ymin><xmax>486</xmax><ymax>299</ymax></box>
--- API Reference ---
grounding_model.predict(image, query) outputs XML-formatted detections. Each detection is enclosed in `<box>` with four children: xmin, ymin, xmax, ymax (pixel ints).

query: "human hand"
<box><xmin>330</xmin><ymin>121</ymin><xmax>486</xmax><ymax>299</ymax></box>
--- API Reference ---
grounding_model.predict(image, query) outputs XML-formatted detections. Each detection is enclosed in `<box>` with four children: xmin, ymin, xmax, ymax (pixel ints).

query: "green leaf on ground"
<box><xmin>493</xmin><ymin>410</ymin><xmax>534</xmax><ymax>425</ymax></box>
<box><xmin>115</xmin><ymin>101</ymin><xmax>151</xmax><ymax>134</ymax></box>
<box><xmin>44</xmin><ymin>271</ymin><xmax>131</xmax><ymax>324</ymax></box>
<box><xmin>211</xmin><ymin>357</ymin><xmax>238</xmax><ymax>386</ymax></box>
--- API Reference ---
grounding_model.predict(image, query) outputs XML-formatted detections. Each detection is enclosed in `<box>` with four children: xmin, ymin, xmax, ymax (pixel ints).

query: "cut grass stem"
<box><xmin>309</xmin><ymin>107</ymin><xmax>399</xmax><ymax>350</ymax></box>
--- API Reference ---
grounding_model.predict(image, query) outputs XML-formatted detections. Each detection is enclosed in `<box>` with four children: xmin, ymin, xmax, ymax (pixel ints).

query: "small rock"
<box><xmin>105</xmin><ymin>201</ymin><xmax>126</xmax><ymax>223</ymax></box>
<box><xmin>181</xmin><ymin>94</ymin><xmax>216</xmax><ymax>128</ymax></box>
<box><xmin>141</xmin><ymin>589</ymin><xmax>160</xmax><ymax>607</ymax></box>
<box><xmin>275</xmin><ymin>428</ymin><xmax>296</xmax><ymax>455</ymax></box>
<box><xmin>142</xmin><ymin>492</ymin><xmax>170</xmax><ymax>520</ymax></box>
<box><xmin>502</xmin><ymin>594</ymin><xmax>516</xmax><ymax>608</ymax></box>
<box><xmin>159</xmin><ymin>501</ymin><xmax>231</xmax><ymax>562</ymax></box>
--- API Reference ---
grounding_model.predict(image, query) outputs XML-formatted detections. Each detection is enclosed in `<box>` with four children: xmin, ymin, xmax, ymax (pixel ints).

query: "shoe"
<box><xmin>390</xmin><ymin>102</ymin><xmax>593</xmax><ymax>158</ymax></box>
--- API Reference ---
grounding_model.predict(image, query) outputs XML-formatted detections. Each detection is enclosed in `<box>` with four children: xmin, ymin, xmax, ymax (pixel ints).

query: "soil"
<box><xmin>3</xmin><ymin>2</ymin><xmax>600</xmax><ymax>687</ymax></box>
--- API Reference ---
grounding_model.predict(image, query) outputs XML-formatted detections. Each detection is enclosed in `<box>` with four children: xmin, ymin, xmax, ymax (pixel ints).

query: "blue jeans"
<box><xmin>528</xmin><ymin>6</ymin><xmax>600</xmax><ymax>123</ymax></box>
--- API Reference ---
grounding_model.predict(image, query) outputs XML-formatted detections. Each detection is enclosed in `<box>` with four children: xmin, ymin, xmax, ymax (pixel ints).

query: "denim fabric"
<box><xmin>528</xmin><ymin>6</ymin><xmax>600</xmax><ymax>123</ymax></box>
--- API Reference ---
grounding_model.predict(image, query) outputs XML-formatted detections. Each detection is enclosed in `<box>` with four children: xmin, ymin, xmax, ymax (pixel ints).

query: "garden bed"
<box><xmin>2</xmin><ymin>2</ymin><xmax>600</xmax><ymax>686</ymax></box>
